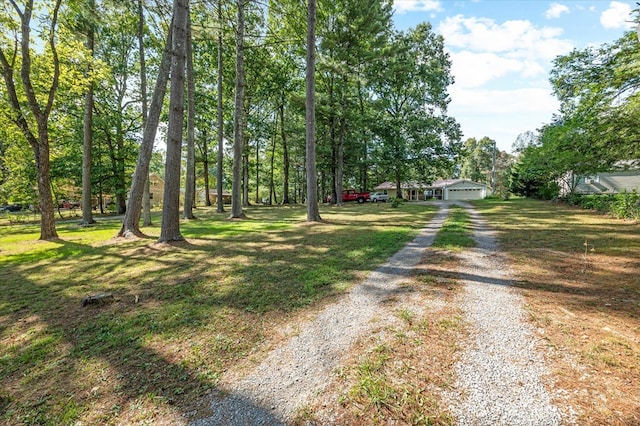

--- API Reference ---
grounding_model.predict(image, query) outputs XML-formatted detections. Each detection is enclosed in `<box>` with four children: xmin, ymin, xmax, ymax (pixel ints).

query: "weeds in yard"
<box><xmin>582</xmin><ymin>239</ymin><xmax>595</xmax><ymax>274</ymax></box>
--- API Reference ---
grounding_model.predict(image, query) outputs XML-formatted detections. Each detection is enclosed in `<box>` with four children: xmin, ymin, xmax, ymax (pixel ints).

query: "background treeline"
<box><xmin>508</xmin><ymin>29</ymin><xmax>640</xmax><ymax>218</ymax></box>
<box><xmin>0</xmin><ymin>0</ymin><xmax>462</xmax><ymax>240</ymax></box>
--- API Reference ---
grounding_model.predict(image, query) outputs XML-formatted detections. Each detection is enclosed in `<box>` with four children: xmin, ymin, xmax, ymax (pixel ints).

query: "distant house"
<box><xmin>204</xmin><ymin>190</ymin><xmax>232</xmax><ymax>205</ymax></box>
<box><xmin>374</xmin><ymin>179</ymin><xmax>489</xmax><ymax>201</ymax></box>
<box><xmin>564</xmin><ymin>161</ymin><xmax>640</xmax><ymax>196</ymax></box>
<box><xmin>148</xmin><ymin>173</ymin><xmax>165</xmax><ymax>207</ymax></box>
<box><xmin>374</xmin><ymin>181</ymin><xmax>429</xmax><ymax>200</ymax></box>
<box><xmin>424</xmin><ymin>179</ymin><xmax>489</xmax><ymax>201</ymax></box>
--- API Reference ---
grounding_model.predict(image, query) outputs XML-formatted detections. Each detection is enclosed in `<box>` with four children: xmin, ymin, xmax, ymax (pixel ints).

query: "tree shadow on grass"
<box><xmin>0</xmin><ymin>238</ymin><xmax>323</xmax><ymax>424</ymax></box>
<box><xmin>422</xmin><ymin>258</ymin><xmax>639</xmax><ymax>324</ymax></box>
<box><xmin>0</xmin><ymin>207</ymin><xmax>436</xmax><ymax>424</ymax></box>
<box><xmin>2</xmin><ymin>212</ymin><xmax>406</xmax><ymax>423</ymax></box>
<box><xmin>1</xmin><ymin>279</ymin><xmax>290</xmax><ymax>425</ymax></box>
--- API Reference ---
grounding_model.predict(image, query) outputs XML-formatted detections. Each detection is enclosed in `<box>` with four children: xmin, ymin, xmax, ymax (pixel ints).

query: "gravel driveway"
<box><xmin>192</xmin><ymin>203</ymin><xmax>568</xmax><ymax>425</ymax></box>
<box><xmin>445</xmin><ymin>204</ymin><xmax>567</xmax><ymax>425</ymax></box>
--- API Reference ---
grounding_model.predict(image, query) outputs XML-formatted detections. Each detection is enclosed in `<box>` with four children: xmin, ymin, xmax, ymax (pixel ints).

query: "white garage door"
<box><xmin>447</xmin><ymin>188</ymin><xmax>483</xmax><ymax>200</ymax></box>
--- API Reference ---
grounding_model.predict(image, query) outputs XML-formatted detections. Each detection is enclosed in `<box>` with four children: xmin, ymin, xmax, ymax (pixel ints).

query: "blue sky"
<box><xmin>391</xmin><ymin>0</ymin><xmax>636</xmax><ymax>152</ymax></box>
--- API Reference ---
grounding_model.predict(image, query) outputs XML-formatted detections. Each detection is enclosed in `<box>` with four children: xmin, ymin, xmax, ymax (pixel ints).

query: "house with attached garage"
<box><xmin>374</xmin><ymin>179</ymin><xmax>489</xmax><ymax>201</ymax></box>
<box><xmin>424</xmin><ymin>179</ymin><xmax>489</xmax><ymax>201</ymax></box>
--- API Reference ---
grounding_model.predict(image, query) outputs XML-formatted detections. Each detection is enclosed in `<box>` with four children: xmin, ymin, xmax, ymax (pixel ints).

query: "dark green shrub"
<box><xmin>390</xmin><ymin>198</ymin><xmax>403</xmax><ymax>208</ymax></box>
<box><xmin>537</xmin><ymin>182</ymin><xmax>560</xmax><ymax>200</ymax></box>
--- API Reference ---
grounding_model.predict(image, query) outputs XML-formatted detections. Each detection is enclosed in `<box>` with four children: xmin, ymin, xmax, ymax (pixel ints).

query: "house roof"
<box><xmin>375</xmin><ymin>179</ymin><xmax>487</xmax><ymax>190</ymax></box>
<box><xmin>374</xmin><ymin>181</ymin><xmax>428</xmax><ymax>190</ymax></box>
<box><xmin>426</xmin><ymin>179</ymin><xmax>487</xmax><ymax>189</ymax></box>
<box><xmin>149</xmin><ymin>172</ymin><xmax>164</xmax><ymax>183</ymax></box>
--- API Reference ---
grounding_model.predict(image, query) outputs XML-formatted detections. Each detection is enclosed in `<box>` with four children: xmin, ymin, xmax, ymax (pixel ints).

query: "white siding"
<box><xmin>446</xmin><ymin>187</ymin><xmax>485</xmax><ymax>200</ymax></box>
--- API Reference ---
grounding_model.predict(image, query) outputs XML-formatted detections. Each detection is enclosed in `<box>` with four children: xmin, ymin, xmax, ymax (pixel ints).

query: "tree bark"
<box><xmin>357</xmin><ymin>79</ymin><xmax>368</xmax><ymax>192</ymax></box>
<box><xmin>305</xmin><ymin>0</ymin><xmax>321</xmax><ymax>221</ymax></box>
<box><xmin>138</xmin><ymin>0</ymin><xmax>153</xmax><ymax>227</ymax></box>
<box><xmin>255</xmin><ymin>140</ymin><xmax>260</xmax><ymax>204</ymax></box>
<box><xmin>336</xmin><ymin>113</ymin><xmax>345</xmax><ymax>207</ymax></box>
<box><xmin>183</xmin><ymin>11</ymin><xmax>196</xmax><ymax>219</ymax></box>
<box><xmin>269</xmin><ymin>119</ymin><xmax>277</xmax><ymax>205</ymax></box>
<box><xmin>118</xmin><ymin>15</ymin><xmax>173</xmax><ymax>238</ymax></box>
<box><xmin>336</xmin><ymin>76</ymin><xmax>349</xmax><ymax>206</ymax></box>
<box><xmin>230</xmin><ymin>0</ymin><xmax>246</xmax><ymax>219</ymax></box>
<box><xmin>82</xmin><ymin>0</ymin><xmax>96</xmax><ymax>225</ymax></box>
<box><xmin>159</xmin><ymin>0</ymin><xmax>189</xmax><ymax>242</ymax></box>
<box><xmin>242</xmin><ymin>146</ymin><xmax>249</xmax><ymax>207</ymax></box>
<box><xmin>216</xmin><ymin>0</ymin><xmax>225</xmax><ymax>213</ymax></box>
<box><xmin>328</xmin><ymin>76</ymin><xmax>337</xmax><ymax>205</ymax></box>
<box><xmin>202</xmin><ymin>129</ymin><xmax>211</xmax><ymax>206</ymax></box>
<box><xmin>280</xmin><ymin>100</ymin><xmax>290</xmax><ymax>204</ymax></box>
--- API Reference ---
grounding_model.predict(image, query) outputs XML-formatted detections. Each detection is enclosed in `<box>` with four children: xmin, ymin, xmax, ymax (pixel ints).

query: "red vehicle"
<box><xmin>327</xmin><ymin>189</ymin><xmax>370</xmax><ymax>204</ymax></box>
<box><xmin>59</xmin><ymin>200</ymin><xmax>81</xmax><ymax>209</ymax></box>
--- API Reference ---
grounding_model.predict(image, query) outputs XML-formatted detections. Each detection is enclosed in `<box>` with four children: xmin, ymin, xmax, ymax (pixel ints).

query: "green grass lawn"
<box><xmin>0</xmin><ymin>202</ymin><xmax>436</xmax><ymax>425</ymax></box>
<box><xmin>432</xmin><ymin>205</ymin><xmax>475</xmax><ymax>251</ymax></box>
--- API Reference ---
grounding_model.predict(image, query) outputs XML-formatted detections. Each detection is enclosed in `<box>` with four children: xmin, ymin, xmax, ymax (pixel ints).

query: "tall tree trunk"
<box><xmin>202</xmin><ymin>129</ymin><xmax>211</xmax><ymax>206</ymax></box>
<box><xmin>336</xmin><ymin>79</ymin><xmax>347</xmax><ymax>207</ymax></box>
<box><xmin>184</xmin><ymin>11</ymin><xmax>196</xmax><ymax>219</ymax></box>
<box><xmin>269</xmin><ymin>118</ymin><xmax>277</xmax><ymax>205</ymax></box>
<box><xmin>0</xmin><ymin>0</ymin><xmax>62</xmax><ymax>240</ymax></box>
<box><xmin>138</xmin><ymin>0</ymin><xmax>153</xmax><ymax>227</ymax></box>
<box><xmin>305</xmin><ymin>0</ymin><xmax>320</xmax><ymax>222</ymax></box>
<box><xmin>81</xmin><ymin>0</ymin><xmax>96</xmax><ymax>225</ymax></box>
<box><xmin>280</xmin><ymin>100</ymin><xmax>290</xmax><ymax>204</ymax></box>
<box><xmin>255</xmin><ymin>141</ymin><xmax>260</xmax><ymax>204</ymax></box>
<box><xmin>357</xmin><ymin>79</ymin><xmax>368</xmax><ymax>192</ymax></box>
<box><xmin>118</xmin><ymin>16</ymin><xmax>173</xmax><ymax>238</ymax></box>
<box><xmin>159</xmin><ymin>0</ymin><xmax>189</xmax><ymax>242</ymax></box>
<box><xmin>230</xmin><ymin>0</ymin><xmax>246</xmax><ymax>218</ymax></box>
<box><xmin>115</xmin><ymin>119</ymin><xmax>127</xmax><ymax>215</ymax></box>
<box><xmin>242</xmin><ymin>146</ymin><xmax>249</xmax><ymax>207</ymax></box>
<box><xmin>336</xmin><ymin>117</ymin><xmax>345</xmax><ymax>207</ymax></box>
<box><xmin>216</xmin><ymin>0</ymin><xmax>225</xmax><ymax>213</ymax></box>
<box><xmin>328</xmin><ymin>77</ymin><xmax>338</xmax><ymax>205</ymax></box>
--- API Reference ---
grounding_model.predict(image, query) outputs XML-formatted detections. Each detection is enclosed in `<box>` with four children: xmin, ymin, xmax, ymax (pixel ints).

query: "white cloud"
<box><xmin>438</xmin><ymin>15</ymin><xmax>572</xmax><ymax>59</ymax></box>
<box><xmin>438</xmin><ymin>16</ymin><xmax>572</xmax><ymax>88</ymax></box>
<box><xmin>448</xmin><ymin>86</ymin><xmax>560</xmax><ymax>151</ymax></box>
<box><xmin>450</xmin><ymin>51</ymin><xmax>544</xmax><ymax>88</ymax></box>
<box><xmin>545</xmin><ymin>3</ymin><xmax>569</xmax><ymax>19</ymax></box>
<box><xmin>600</xmin><ymin>1</ymin><xmax>634</xmax><ymax>29</ymax></box>
<box><xmin>393</xmin><ymin>0</ymin><xmax>442</xmax><ymax>14</ymax></box>
<box><xmin>449</xmin><ymin>86</ymin><xmax>558</xmax><ymax>114</ymax></box>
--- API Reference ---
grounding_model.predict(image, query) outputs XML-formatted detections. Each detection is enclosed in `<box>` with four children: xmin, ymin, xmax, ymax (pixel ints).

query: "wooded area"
<box><xmin>0</xmin><ymin>0</ymin><xmax>461</xmax><ymax>241</ymax></box>
<box><xmin>510</xmin><ymin>30</ymin><xmax>640</xmax><ymax>199</ymax></box>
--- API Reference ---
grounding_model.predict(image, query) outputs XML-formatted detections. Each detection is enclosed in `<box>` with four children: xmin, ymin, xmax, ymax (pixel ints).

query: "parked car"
<box><xmin>0</xmin><ymin>203</ymin><xmax>23</xmax><ymax>212</ymax></box>
<box><xmin>370</xmin><ymin>192</ymin><xmax>389</xmax><ymax>202</ymax></box>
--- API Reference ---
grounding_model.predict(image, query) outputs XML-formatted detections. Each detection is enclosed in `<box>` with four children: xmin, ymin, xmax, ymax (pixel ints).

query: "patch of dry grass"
<box><xmin>297</xmin><ymin>250</ymin><xmax>468</xmax><ymax>425</ymax></box>
<box><xmin>474</xmin><ymin>198</ymin><xmax>640</xmax><ymax>425</ymax></box>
